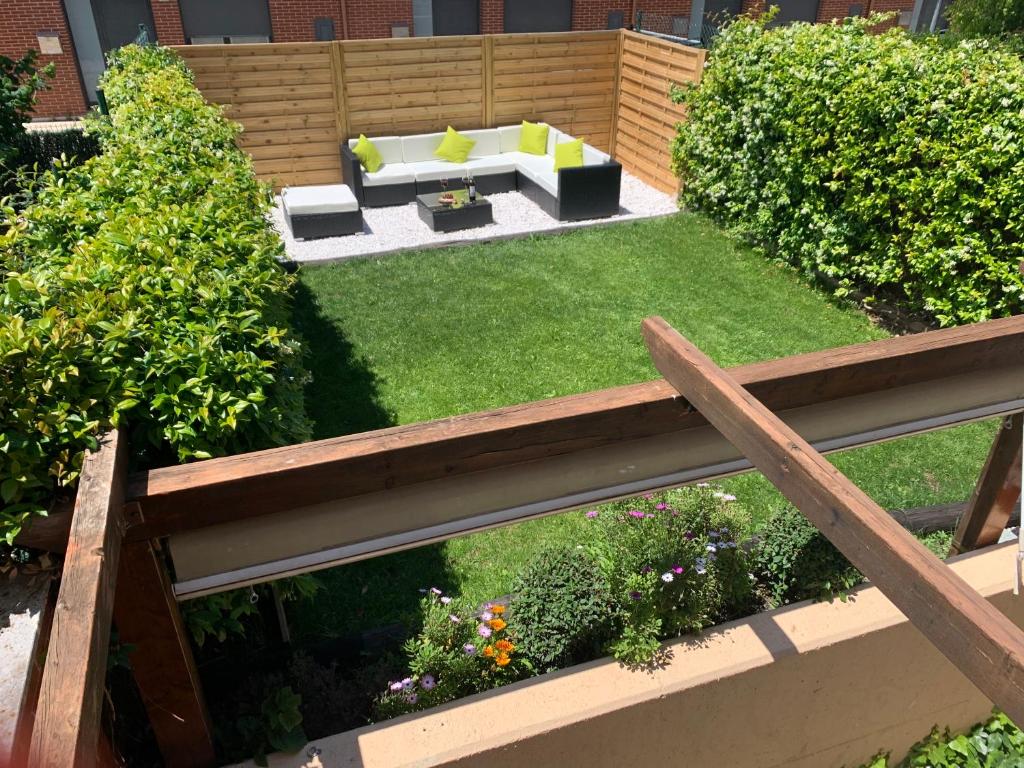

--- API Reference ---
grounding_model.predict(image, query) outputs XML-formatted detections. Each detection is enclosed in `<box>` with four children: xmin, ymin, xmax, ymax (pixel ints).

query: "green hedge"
<box><xmin>0</xmin><ymin>45</ymin><xmax>310</xmax><ymax>543</ymax></box>
<box><xmin>672</xmin><ymin>16</ymin><xmax>1024</xmax><ymax>326</ymax></box>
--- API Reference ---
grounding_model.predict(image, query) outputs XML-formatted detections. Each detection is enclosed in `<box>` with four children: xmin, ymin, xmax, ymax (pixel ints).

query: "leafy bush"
<box><xmin>14</xmin><ymin>128</ymin><xmax>101</xmax><ymax>172</ymax></box>
<box><xmin>217</xmin><ymin>684</ymin><xmax>306</xmax><ymax>766</ymax></box>
<box><xmin>375</xmin><ymin>589</ymin><xmax>530</xmax><ymax>720</ymax></box>
<box><xmin>0</xmin><ymin>44</ymin><xmax>310</xmax><ymax>543</ymax></box>
<box><xmin>586</xmin><ymin>486</ymin><xmax>755</xmax><ymax>665</ymax></box>
<box><xmin>510</xmin><ymin>546</ymin><xmax>614</xmax><ymax>672</ymax></box>
<box><xmin>753</xmin><ymin>506</ymin><xmax>861</xmax><ymax>607</ymax></box>
<box><xmin>672</xmin><ymin>16</ymin><xmax>1024</xmax><ymax>326</ymax></box>
<box><xmin>947</xmin><ymin>0</ymin><xmax>1024</xmax><ymax>39</ymax></box>
<box><xmin>860</xmin><ymin>710</ymin><xmax>1024</xmax><ymax>767</ymax></box>
<box><xmin>0</xmin><ymin>50</ymin><xmax>53</xmax><ymax>194</ymax></box>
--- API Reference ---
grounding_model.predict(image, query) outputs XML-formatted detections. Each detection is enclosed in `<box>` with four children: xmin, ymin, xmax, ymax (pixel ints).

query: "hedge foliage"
<box><xmin>0</xmin><ymin>45</ymin><xmax>310</xmax><ymax>543</ymax></box>
<box><xmin>0</xmin><ymin>50</ymin><xmax>53</xmax><ymax>197</ymax></box>
<box><xmin>672</xmin><ymin>16</ymin><xmax>1024</xmax><ymax>325</ymax></box>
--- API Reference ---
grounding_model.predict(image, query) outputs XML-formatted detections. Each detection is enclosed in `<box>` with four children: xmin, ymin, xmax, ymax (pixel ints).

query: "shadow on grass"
<box><xmin>288</xmin><ymin>279</ymin><xmax>457</xmax><ymax>643</ymax></box>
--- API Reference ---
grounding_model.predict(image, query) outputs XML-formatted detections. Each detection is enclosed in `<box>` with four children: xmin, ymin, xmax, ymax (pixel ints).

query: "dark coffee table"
<box><xmin>416</xmin><ymin>190</ymin><xmax>493</xmax><ymax>233</ymax></box>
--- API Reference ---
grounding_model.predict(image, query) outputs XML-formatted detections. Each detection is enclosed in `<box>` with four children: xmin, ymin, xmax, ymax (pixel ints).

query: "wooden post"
<box><xmin>29</xmin><ymin>429</ymin><xmax>127</xmax><ymax>768</ymax></box>
<box><xmin>114</xmin><ymin>538</ymin><xmax>216</xmax><ymax>768</ymax></box>
<box><xmin>482</xmin><ymin>36</ymin><xmax>495</xmax><ymax>128</ymax></box>
<box><xmin>329</xmin><ymin>40</ymin><xmax>349</xmax><ymax>142</ymax></box>
<box><xmin>951</xmin><ymin>413</ymin><xmax>1023</xmax><ymax>555</ymax></box>
<box><xmin>642</xmin><ymin>316</ymin><xmax>1024</xmax><ymax>726</ymax></box>
<box><xmin>609</xmin><ymin>29</ymin><xmax>625</xmax><ymax>155</ymax></box>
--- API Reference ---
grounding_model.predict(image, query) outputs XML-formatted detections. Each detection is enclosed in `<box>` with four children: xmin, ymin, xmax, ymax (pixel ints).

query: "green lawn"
<box><xmin>286</xmin><ymin>213</ymin><xmax>994</xmax><ymax>640</ymax></box>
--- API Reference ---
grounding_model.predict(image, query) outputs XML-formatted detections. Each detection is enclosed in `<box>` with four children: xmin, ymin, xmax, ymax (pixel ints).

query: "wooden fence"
<box><xmin>614</xmin><ymin>31</ymin><xmax>705</xmax><ymax>194</ymax></box>
<box><xmin>173</xmin><ymin>29</ymin><xmax>703</xmax><ymax>192</ymax></box>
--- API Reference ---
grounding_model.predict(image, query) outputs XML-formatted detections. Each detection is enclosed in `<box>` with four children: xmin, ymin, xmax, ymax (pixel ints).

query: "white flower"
<box><xmin>661</xmin><ymin>572</ymin><xmax>674</xmax><ymax>583</ymax></box>
<box><xmin>695</xmin><ymin>557</ymin><xmax>707</xmax><ymax>575</ymax></box>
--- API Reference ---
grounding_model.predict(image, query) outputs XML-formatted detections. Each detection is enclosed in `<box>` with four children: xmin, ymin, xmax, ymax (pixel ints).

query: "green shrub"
<box><xmin>586</xmin><ymin>486</ymin><xmax>755</xmax><ymax>666</ymax></box>
<box><xmin>672</xmin><ymin>16</ymin><xmax>1024</xmax><ymax>326</ymax></box>
<box><xmin>753</xmin><ymin>506</ymin><xmax>861</xmax><ymax>607</ymax></box>
<box><xmin>510</xmin><ymin>546</ymin><xmax>614</xmax><ymax>672</ymax></box>
<box><xmin>375</xmin><ymin>589</ymin><xmax>530</xmax><ymax>720</ymax></box>
<box><xmin>0</xmin><ymin>45</ymin><xmax>310</xmax><ymax>543</ymax></box>
<box><xmin>0</xmin><ymin>50</ymin><xmax>53</xmax><ymax>195</ymax></box>
<box><xmin>860</xmin><ymin>710</ymin><xmax>1024</xmax><ymax>767</ymax></box>
<box><xmin>947</xmin><ymin>0</ymin><xmax>1024</xmax><ymax>39</ymax></box>
<box><xmin>14</xmin><ymin>128</ymin><xmax>101</xmax><ymax>173</ymax></box>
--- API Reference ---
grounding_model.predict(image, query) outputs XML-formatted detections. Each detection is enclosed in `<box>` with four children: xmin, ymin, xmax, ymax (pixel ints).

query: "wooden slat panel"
<box><xmin>641</xmin><ymin>315</ymin><xmax>1024</xmax><ymax>727</ymax></box>
<box><xmin>29</xmin><ymin>430</ymin><xmax>127</xmax><ymax>768</ymax></box>
<box><xmin>613</xmin><ymin>31</ymin><xmax>704</xmax><ymax>193</ymax></box>
<box><xmin>952</xmin><ymin>413</ymin><xmax>1023</xmax><ymax>554</ymax></box>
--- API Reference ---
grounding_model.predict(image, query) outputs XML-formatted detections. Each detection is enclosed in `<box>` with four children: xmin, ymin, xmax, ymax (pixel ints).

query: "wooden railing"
<box><xmin>171</xmin><ymin>30</ymin><xmax>705</xmax><ymax>192</ymax></box>
<box><xmin>15</xmin><ymin>315</ymin><xmax>1024</xmax><ymax>766</ymax></box>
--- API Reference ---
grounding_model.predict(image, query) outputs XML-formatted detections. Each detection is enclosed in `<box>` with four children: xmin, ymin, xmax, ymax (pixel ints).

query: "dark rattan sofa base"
<box><xmin>286</xmin><ymin>209</ymin><xmax>363</xmax><ymax>240</ymax></box>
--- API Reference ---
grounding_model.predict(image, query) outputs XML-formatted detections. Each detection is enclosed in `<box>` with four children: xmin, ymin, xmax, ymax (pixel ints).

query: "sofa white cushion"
<box><xmin>497</xmin><ymin>124</ymin><xmax>522</xmax><ymax>153</ymax></box>
<box><xmin>505</xmin><ymin>151</ymin><xmax>554</xmax><ymax>180</ymax></box>
<box><xmin>465</xmin><ymin>155</ymin><xmax>516</xmax><ymax>175</ymax></box>
<box><xmin>461</xmin><ymin>128</ymin><xmax>500</xmax><ymax>158</ymax></box>
<box><xmin>362</xmin><ymin>164</ymin><xmax>416</xmax><ymax>187</ymax></box>
<box><xmin>532</xmin><ymin>170</ymin><xmax>559</xmax><ymax>196</ymax></box>
<box><xmin>546</xmin><ymin>127</ymin><xmax>566</xmax><ymax>156</ymax></box>
<box><xmin>582</xmin><ymin>143</ymin><xmax>611</xmax><ymax>166</ymax></box>
<box><xmin>402</xmin><ymin>132</ymin><xmax>446</xmax><ymax>163</ymax></box>
<box><xmin>409</xmin><ymin>159</ymin><xmax>468</xmax><ymax>182</ymax></box>
<box><xmin>283</xmin><ymin>184</ymin><xmax>359</xmax><ymax>214</ymax></box>
<box><xmin>348</xmin><ymin>136</ymin><xmax>404</xmax><ymax>165</ymax></box>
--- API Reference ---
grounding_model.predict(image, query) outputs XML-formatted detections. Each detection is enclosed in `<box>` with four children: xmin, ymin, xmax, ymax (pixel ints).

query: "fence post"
<box><xmin>609</xmin><ymin>29</ymin><xmax>625</xmax><ymax>155</ymax></box>
<box><xmin>483</xmin><ymin>36</ymin><xmax>495</xmax><ymax>128</ymax></box>
<box><xmin>330</xmin><ymin>40</ymin><xmax>349</xmax><ymax>142</ymax></box>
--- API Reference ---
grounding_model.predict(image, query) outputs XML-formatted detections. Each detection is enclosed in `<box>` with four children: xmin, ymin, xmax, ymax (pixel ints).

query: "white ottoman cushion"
<box><xmin>283</xmin><ymin>184</ymin><xmax>359</xmax><ymax>215</ymax></box>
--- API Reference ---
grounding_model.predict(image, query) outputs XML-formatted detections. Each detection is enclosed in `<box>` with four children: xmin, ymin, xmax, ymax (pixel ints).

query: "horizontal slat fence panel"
<box><xmin>613</xmin><ymin>31</ymin><xmax>705</xmax><ymax>194</ymax></box>
<box><xmin>343</xmin><ymin>36</ymin><xmax>486</xmax><ymax>136</ymax></box>
<box><xmin>174</xmin><ymin>42</ymin><xmax>342</xmax><ymax>189</ymax></box>
<box><xmin>171</xmin><ymin>31</ymin><xmax>702</xmax><ymax>193</ymax></box>
<box><xmin>491</xmin><ymin>31</ymin><xmax>618</xmax><ymax>152</ymax></box>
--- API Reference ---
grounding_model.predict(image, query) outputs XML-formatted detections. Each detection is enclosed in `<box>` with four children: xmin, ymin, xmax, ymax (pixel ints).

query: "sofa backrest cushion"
<box><xmin>348</xmin><ymin>136</ymin><xmax>403</xmax><ymax>165</ymax></box>
<box><xmin>497</xmin><ymin>124</ymin><xmax>523</xmax><ymax>153</ymax></box>
<box><xmin>546</xmin><ymin>127</ymin><xmax>567</xmax><ymax>156</ymax></box>
<box><xmin>402</xmin><ymin>132</ymin><xmax>446</xmax><ymax>163</ymax></box>
<box><xmin>461</xmin><ymin>128</ymin><xmax>500</xmax><ymax>158</ymax></box>
<box><xmin>582</xmin><ymin>143</ymin><xmax>611</xmax><ymax>166</ymax></box>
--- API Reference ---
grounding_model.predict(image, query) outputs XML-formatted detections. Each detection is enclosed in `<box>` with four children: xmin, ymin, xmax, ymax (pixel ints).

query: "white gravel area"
<box><xmin>273</xmin><ymin>171</ymin><xmax>678</xmax><ymax>263</ymax></box>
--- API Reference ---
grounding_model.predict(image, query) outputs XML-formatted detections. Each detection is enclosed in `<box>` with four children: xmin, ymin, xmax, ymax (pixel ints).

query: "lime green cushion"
<box><xmin>553</xmin><ymin>138</ymin><xmax>584</xmax><ymax>171</ymax></box>
<box><xmin>352</xmin><ymin>134</ymin><xmax>383</xmax><ymax>173</ymax></box>
<box><xmin>435</xmin><ymin>126</ymin><xmax>476</xmax><ymax>164</ymax></box>
<box><xmin>519</xmin><ymin>120</ymin><xmax>549</xmax><ymax>155</ymax></box>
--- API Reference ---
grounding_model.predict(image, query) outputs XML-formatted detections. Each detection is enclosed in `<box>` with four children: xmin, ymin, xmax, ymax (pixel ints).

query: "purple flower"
<box><xmin>629</xmin><ymin>591</ymin><xmax>643</xmax><ymax>601</ymax></box>
<box><xmin>645</xmin><ymin>513</ymin><xmax>655</xmax><ymax>518</ymax></box>
<box><xmin>389</xmin><ymin>681</ymin><xmax>403</xmax><ymax>692</ymax></box>
<box><xmin>655</xmin><ymin>503</ymin><xmax>667</xmax><ymax>510</ymax></box>
<box><xmin>629</xmin><ymin>510</ymin><xmax>645</xmax><ymax>518</ymax></box>
<box><xmin>463</xmin><ymin>643</ymin><xmax>477</xmax><ymax>655</ymax></box>
<box><xmin>406</xmin><ymin>692</ymin><xmax>419</xmax><ymax>704</ymax></box>
<box><xmin>684</xmin><ymin>531</ymin><xmax>696</xmax><ymax>540</ymax></box>
<box><xmin>430</xmin><ymin>587</ymin><xmax>442</xmax><ymax>595</ymax></box>
<box><xmin>671</xmin><ymin>564</ymin><xmax>684</xmax><ymax>574</ymax></box>
<box><xmin>401</xmin><ymin>677</ymin><xmax>414</xmax><ymax>690</ymax></box>
<box><xmin>643</xmin><ymin>493</ymin><xmax>654</xmax><ymax>500</ymax></box>
<box><xmin>481</xmin><ymin>610</ymin><xmax>494</xmax><ymax>621</ymax></box>
<box><xmin>421</xmin><ymin>674</ymin><xmax>436</xmax><ymax>690</ymax></box>
<box><xmin>477</xmin><ymin>624</ymin><xmax>492</xmax><ymax>638</ymax></box>
<box><xmin>586</xmin><ymin>510</ymin><xmax>599</xmax><ymax>519</ymax></box>
<box><xmin>709</xmin><ymin>530</ymin><xmax>720</xmax><ymax>539</ymax></box>
<box><xmin>641</xmin><ymin>565</ymin><xmax>653</xmax><ymax>574</ymax></box>
<box><xmin>440</xmin><ymin>596</ymin><xmax>452</xmax><ymax>604</ymax></box>
<box><xmin>449</xmin><ymin>614</ymin><xmax>461</xmax><ymax>623</ymax></box>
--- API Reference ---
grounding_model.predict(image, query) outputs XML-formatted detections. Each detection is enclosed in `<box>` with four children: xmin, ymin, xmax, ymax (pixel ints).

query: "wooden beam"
<box><xmin>122</xmin><ymin>315</ymin><xmax>1024</xmax><ymax>542</ymax></box>
<box><xmin>951</xmin><ymin>413</ymin><xmax>1023</xmax><ymax>555</ymax></box>
<box><xmin>29</xmin><ymin>429</ymin><xmax>127</xmax><ymax>768</ymax></box>
<box><xmin>114</xmin><ymin>540</ymin><xmax>216</xmax><ymax>768</ymax></box>
<box><xmin>642</xmin><ymin>316</ymin><xmax>1024</xmax><ymax>726</ymax></box>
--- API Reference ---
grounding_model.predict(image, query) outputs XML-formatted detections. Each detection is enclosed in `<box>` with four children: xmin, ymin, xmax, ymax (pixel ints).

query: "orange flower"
<box><xmin>496</xmin><ymin>652</ymin><xmax>511</xmax><ymax>667</ymax></box>
<box><xmin>491</xmin><ymin>604</ymin><xmax>506</xmax><ymax>615</ymax></box>
<box><xmin>488</xmin><ymin>618</ymin><xmax>507</xmax><ymax>631</ymax></box>
<box><xmin>494</xmin><ymin>639</ymin><xmax>514</xmax><ymax>653</ymax></box>
<box><xmin>482</xmin><ymin>645</ymin><xmax>495</xmax><ymax>658</ymax></box>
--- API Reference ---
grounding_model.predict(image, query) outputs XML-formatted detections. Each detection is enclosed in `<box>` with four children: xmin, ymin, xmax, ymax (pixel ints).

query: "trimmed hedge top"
<box><xmin>0</xmin><ymin>45</ymin><xmax>310</xmax><ymax>542</ymax></box>
<box><xmin>672</xmin><ymin>16</ymin><xmax>1024</xmax><ymax>326</ymax></box>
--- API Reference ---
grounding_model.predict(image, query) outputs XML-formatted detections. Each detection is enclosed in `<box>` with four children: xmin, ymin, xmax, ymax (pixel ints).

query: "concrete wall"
<box><xmin>241</xmin><ymin>541</ymin><xmax>1024</xmax><ymax>768</ymax></box>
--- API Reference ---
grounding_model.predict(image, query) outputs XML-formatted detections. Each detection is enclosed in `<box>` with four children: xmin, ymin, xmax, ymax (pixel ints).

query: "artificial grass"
<box><xmin>287</xmin><ymin>212</ymin><xmax>994</xmax><ymax>640</ymax></box>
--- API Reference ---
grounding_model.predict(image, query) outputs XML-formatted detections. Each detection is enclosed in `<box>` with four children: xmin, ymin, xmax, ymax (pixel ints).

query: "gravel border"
<box><xmin>273</xmin><ymin>171</ymin><xmax>678</xmax><ymax>264</ymax></box>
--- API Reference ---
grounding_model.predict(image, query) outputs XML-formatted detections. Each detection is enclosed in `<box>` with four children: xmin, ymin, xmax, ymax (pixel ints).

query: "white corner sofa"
<box><xmin>341</xmin><ymin>123</ymin><xmax>622</xmax><ymax>221</ymax></box>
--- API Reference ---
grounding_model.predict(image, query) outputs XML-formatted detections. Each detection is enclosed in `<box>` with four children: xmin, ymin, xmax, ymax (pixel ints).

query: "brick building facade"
<box><xmin>4</xmin><ymin>0</ymin><xmax>914</xmax><ymax>119</ymax></box>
